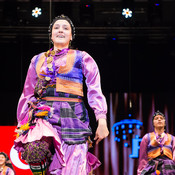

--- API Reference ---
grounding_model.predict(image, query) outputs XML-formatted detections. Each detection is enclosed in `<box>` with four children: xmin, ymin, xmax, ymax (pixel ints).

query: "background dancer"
<box><xmin>0</xmin><ymin>152</ymin><xmax>15</xmax><ymax>175</ymax></box>
<box><xmin>137</xmin><ymin>110</ymin><xmax>175</xmax><ymax>175</ymax></box>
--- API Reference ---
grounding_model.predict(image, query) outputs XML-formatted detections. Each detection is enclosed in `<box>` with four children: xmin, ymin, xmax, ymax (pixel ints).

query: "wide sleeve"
<box><xmin>137</xmin><ymin>134</ymin><xmax>149</xmax><ymax>175</ymax></box>
<box><xmin>82</xmin><ymin>51</ymin><xmax>107</xmax><ymax>121</ymax></box>
<box><xmin>17</xmin><ymin>56</ymin><xmax>38</xmax><ymax>125</ymax></box>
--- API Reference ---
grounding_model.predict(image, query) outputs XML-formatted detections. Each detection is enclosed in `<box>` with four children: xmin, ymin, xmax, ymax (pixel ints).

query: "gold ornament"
<box><xmin>47</xmin><ymin>56</ymin><xmax>53</xmax><ymax>63</ymax></box>
<box><xmin>47</xmin><ymin>63</ymin><xmax>52</xmax><ymax>69</ymax></box>
<box><xmin>45</xmin><ymin>76</ymin><xmax>51</xmax><ymax>81</ymax></box>
<box><xmin>51</xmin><ymin>50</ymin><xmax>55</xmax><ymax>56</ymax></box>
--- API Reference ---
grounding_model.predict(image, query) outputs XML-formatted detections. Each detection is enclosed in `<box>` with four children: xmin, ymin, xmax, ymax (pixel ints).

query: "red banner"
<box><xmin>0</xmin><ymin>126</ymin><xmax>32</xmax><ymax>175</ymax></box>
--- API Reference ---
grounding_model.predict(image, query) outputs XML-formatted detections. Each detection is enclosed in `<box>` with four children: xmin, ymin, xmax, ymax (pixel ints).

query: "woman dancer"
<box><xmin>0</xmin><ymin>152</ymin><xmax>15</xmax><ymax>175</ymax></box>
<box><xmin>14</xmin><ymin>14</ymin><xmax>109</xmax><ymax>175</ymax></box>
<box><xmin>137</xmin><ymin>110</ymin><xmax>175</xmax><ymax>175</ymax></box>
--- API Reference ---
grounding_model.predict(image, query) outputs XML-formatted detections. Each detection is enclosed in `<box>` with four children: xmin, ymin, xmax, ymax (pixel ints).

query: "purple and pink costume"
<box><xmin>137</xmin><ymin>132</ymin><xmax>175</xmax><ymax>175</ymax></box>
<box><xmin>14</xmin><ymin>49</ymin><xmax>107</xmax><ymax>174</ymax></box>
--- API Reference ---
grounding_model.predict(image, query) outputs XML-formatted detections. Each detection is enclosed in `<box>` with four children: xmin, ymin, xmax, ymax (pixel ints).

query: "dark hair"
<box><xmin>0</xmin><ymin>152</ymin><xmax>15</xmax><ymax>173</ymax></box>
<box><xmin>48</xmin><ymin>14</ymin><xmax>76</xmax><ymax>43</ymax></box>
<box><xmin>152</xmin><ymin>110</ymin><xmax>166</xmax><ymax>130</ymax></box>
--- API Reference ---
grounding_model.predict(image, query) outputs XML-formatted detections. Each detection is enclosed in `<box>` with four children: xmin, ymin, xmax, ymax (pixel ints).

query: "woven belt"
<box><xmin>41</xmin><ymin>96</ymin><xmax>82</xmax><ymax>102</ymax></box>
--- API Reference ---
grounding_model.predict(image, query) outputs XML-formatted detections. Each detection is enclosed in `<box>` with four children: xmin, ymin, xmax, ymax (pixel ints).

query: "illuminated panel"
<box><xmin>112</xmin><ymin>119</ymin><xmax>143</xmax><ymax>158</ymax></box>
<box><xmin>112</xmin><ymin>119</ymin><xmax>143</xmax><ymax>130</ymax></box>
<box><xmin>0</xmin><ymin>126</ymin><xmax>32</xmax><ymax>175</ymax></box>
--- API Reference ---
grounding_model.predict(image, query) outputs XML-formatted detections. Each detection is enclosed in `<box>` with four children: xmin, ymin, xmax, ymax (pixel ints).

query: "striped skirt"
<box><xmin>141</xmin><ymin>156</ymin><xmax>175</xmax><ymax>175</ymax></box>
<box><xmin>14</xmin><ymin>90</ymin><xmax>101</xmax><ymax>174</ymax></box>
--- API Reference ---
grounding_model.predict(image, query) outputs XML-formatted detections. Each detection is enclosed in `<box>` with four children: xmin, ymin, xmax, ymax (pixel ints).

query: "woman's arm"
<box><xmin>17</xmin><ymin>56</ymin><xmax>38</xmax><ymax>125</ymax></box>
<box><xmin>137</xmin><ymin>134</ymin><xmax>149</xmax><ymax>175</ymax></box>
<box><xmin>82</xmin><ymin>51</ymin><xmax>109</xmax><ymax>144</ymax></box>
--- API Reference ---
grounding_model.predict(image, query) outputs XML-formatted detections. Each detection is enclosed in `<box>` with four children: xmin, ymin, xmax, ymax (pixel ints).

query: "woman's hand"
<box><xmin>94</xmin><ymin>118</ymin><xmax>109</xmax><ymax>144</ymax></box>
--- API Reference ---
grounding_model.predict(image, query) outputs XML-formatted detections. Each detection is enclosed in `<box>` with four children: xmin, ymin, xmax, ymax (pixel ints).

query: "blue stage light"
<box><xmin>129</xmin><ymin>124</ymin><xmax>133</xmax><ymax>128</ymax></box>
<box><xmin>136</xmin><ymin>124</ymin><xmax>140</xmax><ymax>129</ymax></box>
<box><xmin>155</xmin><ymin>3</ymin><xmax>160</xmax><ymax>6</ymax></box>
<box><xmin>123</xmin><ymin>135</ymin><xmax>126</xmax><ymax>140</ymax></box>
<box><xmin>121</xmin><ymin>124</ymin><xmax>125</xmax><ymax>129</ymax></box>
<box><xmin>124</xmin><ymin>143</ymin><xmax>128</xmax><ymax>147</ymax></box>
<box><xmin>128</xmin><ymin>129</ymin><xmax>132</xmax><ymax>134</ymax></box>
<box><xmin>135</xmin><ymin>135</ymin><xmax>139</xmax><ymax>139</ymax></box>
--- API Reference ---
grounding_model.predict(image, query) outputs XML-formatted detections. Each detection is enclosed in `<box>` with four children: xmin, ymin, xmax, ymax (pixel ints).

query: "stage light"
<box><xmin>121</xmin><ymin>124</ymin><xmax>125</xmax><ymax>129</ymax></box>
<box><xmin>136</xmin><ymin>124</ymin><xmax>140</xmax><ymax>129</ymax></box>
<box><xmin>123</xmin><ymin>130</ymin><xmax>126</xmax><ymax>134</ymax></box>
<box><xmin>155</xmin><ymin>3</ymin><xmax>160</xmax><ymax>6</ymax></box>
<box><xmin>135</xmin><ymin>135</ymin><xmax>139</xmax><ymax>139</ymax></box>
<box><xmin>129</xmin><ymin>124</ymin><xmax>133</xmax><ymax>128</ymax></box>
<box><xmin>122</xmin><ymin>8</ymin><xmax>132</xmax><ymax>19</ymax></box>
<box><xmin>80</xmin><ymin>0</ymin><xmax>94</xmax><ymax>26</ymax></box>
<box><xmin>128</xmin><ymin>129</ymin><xmax>132</xmax><ymax>134</ymax></box>
<box><xmin>124</xmin><ymin>143</ymin><xmax>128</xmax><ymax>147</ymax></box>
<box><xmin>32</xmin><ymin>7</ymin><xmax>42</xmax><ymax>18</ymax></box>
<box><xmin>114</xmin><ymin>137</ymin><xmax>118</xmax><ymax>141</ymax></box>
<box><xmin>123</xmin><ymin>135</ymin><xmax>127</xmax><ymax>140</ymax></box>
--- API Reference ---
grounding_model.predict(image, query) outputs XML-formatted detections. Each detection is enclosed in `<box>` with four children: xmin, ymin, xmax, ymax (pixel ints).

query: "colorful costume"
<box><xmin>137</xmin><ymin>132</ymin><xmax>175</xmax><ymax>175</ymax></box>
<box><xmin>14</xmin><ymin>49</ymin><xmax>107</xmax><ymax>175</ymax></box>
<box><xmin>0</xmin><ymin>166</ymin><xmax>14</xmax><ymax>175</ymax></box>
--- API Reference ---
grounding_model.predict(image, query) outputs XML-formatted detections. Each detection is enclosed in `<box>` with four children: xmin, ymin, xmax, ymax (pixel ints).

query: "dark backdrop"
<box><xmin>0</xmin><ymin>1</ymin><xmax>175</xmax><ymax>174</ymax></box>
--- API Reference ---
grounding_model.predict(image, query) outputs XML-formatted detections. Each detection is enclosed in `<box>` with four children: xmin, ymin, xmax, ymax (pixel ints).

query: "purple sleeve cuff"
<box><xmin>95</xmin><ymin>113</ymin><xmax>107</xmax><ymax>121</ymax></box>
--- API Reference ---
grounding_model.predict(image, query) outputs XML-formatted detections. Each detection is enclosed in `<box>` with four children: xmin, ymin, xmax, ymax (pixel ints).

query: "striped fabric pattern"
<box><xmin>141</xmin><ymin>156</ymin><xmax>175</xmax><ymax>175</ymax></box>
<box><xmin>42</xmin><ymin>87</ymin><xmax>92</xmax><ymax>144</ymax></box>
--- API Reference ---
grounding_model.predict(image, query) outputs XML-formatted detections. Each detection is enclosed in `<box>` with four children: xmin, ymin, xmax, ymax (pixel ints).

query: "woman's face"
<box><xmin>51</xmin><ymin>19</ymin><xmax>72</xmax><ymax>48</ymax></box>
<box><xmin>153</xmin><ymin>115</ymin><xmax>166</xmax><ymax>129</ymax></box>
<box><xmin>0</xmin><ymin>154</ymin><xmax>6</xmax><ymax>166</ymax></box>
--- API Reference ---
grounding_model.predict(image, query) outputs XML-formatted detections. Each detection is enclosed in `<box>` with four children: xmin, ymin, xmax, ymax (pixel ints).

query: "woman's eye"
<box><xmin>54</xmin><ymin>25</ymin><xmax>59</xmax><ymax>29</ymax></box>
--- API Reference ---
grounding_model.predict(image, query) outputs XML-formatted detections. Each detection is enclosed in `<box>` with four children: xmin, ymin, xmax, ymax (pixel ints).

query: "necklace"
<box><xmin>0</xmin><ymin>167</ymin><xmax>4</xmax><ymax>172</ymax></box>
<box><xmin>42</xmin><ymin>48</ymin><xmax>69</xmax><ymax>81</ymax></box>
<box><xmin>154</xmin><ymin>132</ymin><xmax>165</xmax><ymax>154</ymax></box>
<box><xmin>154</xmin><ymin>132</ymin><xmax>165</xmax><ymax>144</ymax></box>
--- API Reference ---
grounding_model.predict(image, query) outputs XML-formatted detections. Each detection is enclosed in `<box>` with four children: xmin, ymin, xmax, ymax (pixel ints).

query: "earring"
<box><xmin>50</xmin><ymin>39</ymin><xmax>53</xmax><ymax>44</ymax></box>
